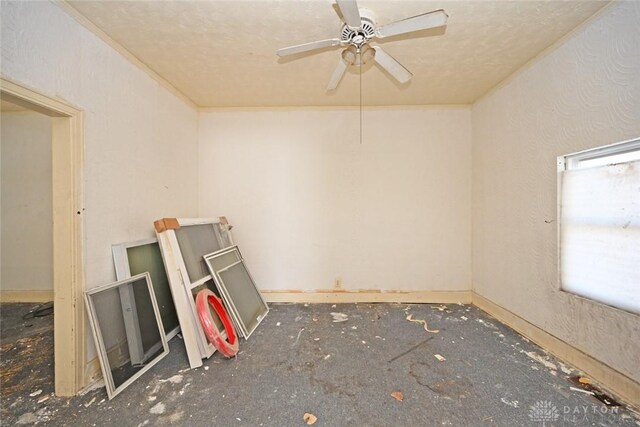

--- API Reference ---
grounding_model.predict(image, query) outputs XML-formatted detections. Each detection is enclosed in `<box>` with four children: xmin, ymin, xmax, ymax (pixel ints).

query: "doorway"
<box><xmin>0</xmin><ymin>78</ymin><xmax>84</xmax><ymax>396</ymax></box>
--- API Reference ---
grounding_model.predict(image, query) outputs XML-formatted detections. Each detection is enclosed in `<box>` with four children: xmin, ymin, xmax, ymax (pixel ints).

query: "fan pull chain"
<box><xmin>359</xmin><ymin>57</ymin><xmax>363</xmax><ymax>145</ymax></box>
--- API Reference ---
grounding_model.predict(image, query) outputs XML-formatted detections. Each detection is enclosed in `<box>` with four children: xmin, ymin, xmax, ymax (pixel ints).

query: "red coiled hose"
<box><xmin>195</xmin><ymin>289</ymin><xmax>239</xmax><ymax>357</ymax></box>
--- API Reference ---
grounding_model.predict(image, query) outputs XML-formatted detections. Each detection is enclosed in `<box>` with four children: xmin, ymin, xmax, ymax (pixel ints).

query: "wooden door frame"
<box><xmin>1</xmin><ymin>77</ymin><xmax>85</xmax><ymax>396</ymax></box>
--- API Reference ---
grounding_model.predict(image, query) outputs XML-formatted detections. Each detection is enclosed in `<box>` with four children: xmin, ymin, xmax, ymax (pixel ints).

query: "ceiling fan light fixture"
<box><xmin>342</xmin><ymin>45</ymin><xmax>374</xmax><ymax>66</ymax></box>
<box><xmin>341</xmin><ymin>46</ymin><xmax>357</xmax><ymax>65</ymax></box>
<box><xmin>277</xmin><ymin>1</ymin><xmax>448</xmax><ymax>90</ymax></box>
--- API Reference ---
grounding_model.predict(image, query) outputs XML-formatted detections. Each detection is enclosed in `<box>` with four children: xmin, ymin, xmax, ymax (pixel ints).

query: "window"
<box><xmin>558</xmin><ymin>138</ymin><xmax>640</xmax><ymax>315</ymax></box>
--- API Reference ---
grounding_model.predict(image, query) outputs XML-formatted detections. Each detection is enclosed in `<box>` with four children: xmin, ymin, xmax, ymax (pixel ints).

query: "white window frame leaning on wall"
<box><xmin>557</xmin><ymin>137</ymin><xmax>640</xmax><ymax>315</ymax></box>
<box><xmin>112</xmin><ymin>238</ymin><xmax>181</xmax><ymax>341</ymax></box>
<box><xmin>84</xmin><ymin>272</ymin><xmax>169</xmax><ymax>399</ymax></box>
<box><xmin>155</xmin><ymin>217</ymin><xmax>234</xmax><ymax>369</ymax></box>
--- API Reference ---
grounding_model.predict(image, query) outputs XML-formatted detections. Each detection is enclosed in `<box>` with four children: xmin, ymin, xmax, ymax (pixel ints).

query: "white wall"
<box><xmin>472</xmin><ymin>1</ymin><xmax>640</xmax><ymax>383</ymax></box>
<box><xmin>1</xmin><ymin>0</ymin><xmax>199</xmax><ymax>287</ymax></box>
<box><xmin>199</xmin><ymin>108</ymin><xmax>472</xmax><ymax>292</ymax></box>
<box><xmin>1</xmin><ymin>112</ymin><xmax>53</xmax><ymax>291</ymax></box>
<box><xmin>1</xmin><ymin>1</ymin><xmax>199</xmax><ymax>361</ymax></box>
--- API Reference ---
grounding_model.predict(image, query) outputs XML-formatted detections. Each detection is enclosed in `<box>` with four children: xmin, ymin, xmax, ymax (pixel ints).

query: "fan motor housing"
<box><xmin>340</xmin><ymin>9</ymin><xmax>377</xmax><ymax>47</ymax></box>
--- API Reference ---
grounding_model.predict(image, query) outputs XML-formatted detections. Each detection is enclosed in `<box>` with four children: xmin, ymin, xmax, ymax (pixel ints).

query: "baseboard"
<box><xmin>262</xmin><ymin>290</ymin><xmax>472</xmax><ymax>304</ymax></box>
<box><xmin>0</xmin><ymin>290</ymin><xmax>54</xmax><ymax>303</ymax></box>
<box><xmin>472</xmin><ymin>292</ymin><xmax>640</xmax><ymax>408</ymax></box>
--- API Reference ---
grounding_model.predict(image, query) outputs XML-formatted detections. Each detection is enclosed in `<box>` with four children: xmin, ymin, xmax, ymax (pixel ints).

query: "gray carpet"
<box><xmin>1</xmin><ymin>302</ymin><xmax>638</xmax><ymax>426</ymax></box>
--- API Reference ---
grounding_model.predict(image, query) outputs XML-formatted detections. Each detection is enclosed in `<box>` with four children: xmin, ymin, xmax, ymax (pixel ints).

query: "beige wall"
<box><xmin>1</xmin><ymin>0</ymin><xmax>199</xmax><ymax>289</ymax></box>
<box><xmin>472</xmin><ymin>1</ymin><xmax>640</xmax><ymax>383</ymax></box>
<box><xmin>1</xmin><ymin>1</ymin><xmax>198</xmax><ymax>361</ymax></box>
<box><xmin>199</xmin><ymin>108</ymin><xmax>472</xmax><ymax>292</ymax></box>
<box><xmin>1</xmin><ymin>112</ymin><xmax>53</xmax><ymax>291</ymax></box>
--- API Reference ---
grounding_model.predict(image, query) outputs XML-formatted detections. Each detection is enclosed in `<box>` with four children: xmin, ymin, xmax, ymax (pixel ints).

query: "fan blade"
<box><xmin>373</xmin><ymin>47</ymin><xmax>412</xmax><ymax>84</ymax></box>
<box><xmin>337</xmin><ymin>0</ymin><xmax>361</xmax><ymax>29</ymax></box>
<box><xmin>277</xmin><ymin>38</ymin><xmax>342</xmax><ymax>57</ymax></box>
<box><xmin>376</xmin><ymin>9</ymin><xmax>448</xmax><ymax>38</ymax></box>
<box><xmin>327</xmin><ymin>57</ymin><xmax>349</xmax><ymax>91</ymax></box>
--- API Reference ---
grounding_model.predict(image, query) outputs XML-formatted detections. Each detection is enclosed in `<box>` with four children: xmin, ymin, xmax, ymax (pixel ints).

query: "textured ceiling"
<box><xmin>66</xmin><ymin>0</ymin><xmax>608</xmax><ymax>107</ymax></box>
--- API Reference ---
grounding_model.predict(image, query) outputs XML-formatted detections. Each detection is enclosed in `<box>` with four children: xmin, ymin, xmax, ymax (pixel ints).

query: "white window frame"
<box><xmin>562</xmin><ymin>138</ymin><xmax>640</xmax><ymax>171</ymax></box>
<box><xmin>156</xmin><ymin>218</ymin><xmax>235</xmax><ymax>368</ymax></box>
<box><xmin>112</xmin><ymin>238</ymin><xmax>181</xmax><ymax>342</ymax></box>
<box><xmin>204</xmin><ymin>246</ymin><xmax>269</xmax><ymax>339</ymax></box>
<box><xmin>557</xmin><ymin>137</ymin><xmax>640</xmax><ymax>314</ymax></box>
<box><xmin>84</xmin><ymin>272</ymin><xmax>169</xmax><ymax>399</ymax></box>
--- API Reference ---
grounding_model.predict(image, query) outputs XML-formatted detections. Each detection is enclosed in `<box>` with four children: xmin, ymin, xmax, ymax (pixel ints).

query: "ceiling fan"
<box><xmin>276</xmin><ymin>0</ymin><xmax>449</xmax><ymax>91</ymax></box>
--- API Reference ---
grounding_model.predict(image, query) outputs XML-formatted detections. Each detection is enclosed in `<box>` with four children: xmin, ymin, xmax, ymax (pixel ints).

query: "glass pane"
<box><xmin>127</xmin><ymin>242</ymin><xmax>179</xmax><ymax>334</ymax></box>
<box><xmin>175</xmin><ymin>224</ymin><xmax>221</xmax><ymax>282</ymax></box>
<box><xmin>208</xmin><ymin>250</ymin><xmax>240</xmax><ymax>273</ymax></box>
<box><xmin>89</xmin><ymin>277</ymin><xmax>165</xmax><ymax>392</ymax></box>
<box><xmin>218</xmin><ymin>261</ymin><xmax>267</xmax><ymax>335</ymax></box>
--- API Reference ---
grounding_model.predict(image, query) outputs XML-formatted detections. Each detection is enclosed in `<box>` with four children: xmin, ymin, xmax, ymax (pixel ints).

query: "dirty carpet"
<box><xmin>1</xmin><ymin>302</ymin><xmax>638</xmax><ymax>426</ymax></box>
